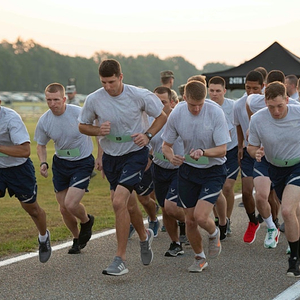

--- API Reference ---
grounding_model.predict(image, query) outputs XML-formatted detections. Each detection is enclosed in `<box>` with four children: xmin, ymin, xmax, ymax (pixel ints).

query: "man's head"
<box><xmin>44</xmin><ymin>83</ymin><xmax>66</xmax><ymax>116</ymax></box>
<box><xmin>297</xmin><ymin>78</ymin><xmax>300</xmax><ymax>99</ymax></box>
<box><xmin>154</xmin><ymin>86</ymin><xmax>172</xmax><ymax>114</ymax></box>
<box><xmin>65</xmin><ymin>85</ymin><xmax>76</xmax><ymax>100</ymax></box>
<box><xmin>285</xmin><ymin>74</ymin><xmax>298</xmax><ymax>97</ymax></box>
<box><xmin>245</xmin><ymin>70</ymin><xmax>264</xmax><ymax>96</ymax></box>
<box><xmin>254</xmin><ymin>66</ymin><xmax>268</xmax><ymax>84</ymax></box>
<box><xmin>266</xmin><ymin>70</ymin><xmax>285</xmax><ymax>85</ymax></box>
<box><xmin>184</xmin><ymin>80</ymin><xmax>207</xmax><ymax>116</ymax></box>
<box><xmin>187</xmin><ymin>75</ymin><xmax>206</xmax><ymax>85</ymax></box>
<box><xmin>265</xmin><ymin>81</ymin><xmax>288</xmax><ymax>119</ymax></box>
<box><xmin>99</xmin><ymin>59</ymin><xmax>123</xmax><ymax>97</ymax></box>
<box><xmin>208</xmin><ymin>76</ymin><xmax>226</xmax><ymax>105</ymax></box>
<box><xmin>160</xmin><ymin>70</ymin><xmax>174</xmax><ymax>88</ymax></box>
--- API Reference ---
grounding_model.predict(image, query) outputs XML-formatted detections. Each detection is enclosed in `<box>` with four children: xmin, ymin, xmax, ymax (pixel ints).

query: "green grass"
<box><xmin>0</xmin><ymin>102</ymin><xmax>242</xmax><ymax>258</ymax></box>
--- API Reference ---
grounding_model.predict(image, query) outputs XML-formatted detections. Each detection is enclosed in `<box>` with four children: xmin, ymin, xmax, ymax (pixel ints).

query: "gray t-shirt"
<box><xmin>249</xmin><ymin>104</ymin><xmax>300</xmax><ymax>166</ymax></box>
<box><xmin>161</xmin><ymin>101</ymin><xmax>231</xmax><ymax>168</ymax></box>
<box><xmin>78</xmin><ymin>84</ymin><xmax>164</xmax><ymax>156</ymax></box>
<box><xmin>0</xmin><ymin>107</ymin><xmax>29</xmax><ymax>168</ymax></box>
<box><xmin>34</xmin><ymin>104</ymin><xmax>93</xmax><ymax>161</ymax></box>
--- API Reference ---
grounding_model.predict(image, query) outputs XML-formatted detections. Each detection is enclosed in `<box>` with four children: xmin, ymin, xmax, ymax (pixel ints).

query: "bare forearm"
<box><xmin>0</xmin><ymin>142</ymin><xmax>30</xmax><ymax>157</ymax></box>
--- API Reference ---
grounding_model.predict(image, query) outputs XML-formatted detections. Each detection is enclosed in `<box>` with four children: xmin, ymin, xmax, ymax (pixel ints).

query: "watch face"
<box><xmin>145</xmin><ymin>132</ymin><xmax>152</xmax><ymax>139</ymax></box>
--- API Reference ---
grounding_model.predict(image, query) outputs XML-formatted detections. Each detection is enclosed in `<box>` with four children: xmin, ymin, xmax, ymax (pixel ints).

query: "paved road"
<box><xmin>0</xmin><ymin>195</ymin><xmax>300</xmax><ymax>300</ymax></box>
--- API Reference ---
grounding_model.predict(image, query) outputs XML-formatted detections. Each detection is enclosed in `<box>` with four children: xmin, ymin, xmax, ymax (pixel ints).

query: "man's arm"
<box><xmin>37</xmin><ymin>144</ymin><xmax>49</xmax><ymax>178</ymax></box>
<box><xmin>79</xmin><ymin>121</ymin><xmax>110</xmax><ymax>137</ymax></box>
<box><xmin>247</xmin><ymin>144</ymin><xmax>264</xmax><ymax>162</ymax></box>
<box><xmin>162</xmin><ymin>141</ymin><xmax>185</xmax><ymax>166</ymax></box>
<box><xmin>0</xmin><ymin>142</ymin><xmax>30</xmax><ymax>157</ymax></box>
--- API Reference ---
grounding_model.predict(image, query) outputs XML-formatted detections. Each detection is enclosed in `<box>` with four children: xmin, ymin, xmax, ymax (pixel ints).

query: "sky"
<box><xmin>1</xmin><ymin>0</ymin><xmax>300</xmax><ymax>70</ymax></box>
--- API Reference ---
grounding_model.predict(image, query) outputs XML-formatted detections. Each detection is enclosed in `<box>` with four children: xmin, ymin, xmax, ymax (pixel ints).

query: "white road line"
<box><xmin>272</xmin><ymin>280</ymin><xmax>300</xmax><ymax>300</ymax></box>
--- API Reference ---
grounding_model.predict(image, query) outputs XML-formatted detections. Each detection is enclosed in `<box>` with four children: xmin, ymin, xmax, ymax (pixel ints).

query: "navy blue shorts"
<box><xmin>52</xmin><ymin>154</ymin><xmax>94</xmax><ymax>192</ymax></box>
<box><xmin>241</xmin><ymin>147</ymin><xmax>255</xmax><ymax>178</ymax></box>
<box><xmin>102</xmin><ymin>147</ymin><xmax>149</xmax><ymax>192</ymax></box>
<box><xmin>225</xmin><ymin>146</ymin><xmax>239</xmax><ymax>180</ymax></box>
<box><xmin>178</xmin><ymin>163</ymin><xmax>226</xmax><ymax>208</ymax></box>
<box><xmin>152</xmin><ymin>163</ymin><xmax>180</xmax><ymax>208</ymax></box>
<box><xmin>0</xmin><ymin>158</ymin><xmax>37</xmax><ymax>204</ymax></box>
<box><xmin>269</xmin><ymin>162</ymin><xmax>300</xmax><ymax>202</ymax></box>
<box><xmin>135</xmin><ymin>164</ymin><xmax>154</xmax><ymax>196</ymax></box>
<box><xmin>253</xmin><ymin>156</ymin><xmax>270</xmax><ymax>178</ymax></box>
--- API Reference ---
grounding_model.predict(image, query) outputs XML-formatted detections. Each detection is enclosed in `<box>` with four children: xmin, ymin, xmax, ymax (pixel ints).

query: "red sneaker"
<box><xmin>243</xmin><ymin>222</ymin><xmax>260</xmax><ymax>244</ymax></box>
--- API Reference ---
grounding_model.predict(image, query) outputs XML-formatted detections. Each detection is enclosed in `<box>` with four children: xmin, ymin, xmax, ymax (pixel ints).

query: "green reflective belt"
<box><xmin>154</xmin><ymin>152</ymin><xmax>169</xmax><ymax>162</ymax></box>
<box><xmin>184</xmin><ymin>155</ymin><xmax>209</xmax><ymax>165</ymax></box>
<box><xmin>0</xmin><ymin>152</ymin><xmax>8</xmax><ymax>157</ymax></box>
<box><xmin>271</xmin><ymin>157</ymin><xmax>300</xmax><ymax>167</ymax></box>
<box><xmin>106</xmin><ymin>134</ymin><xmax>132</xmax><ymax>143</ymax></box>
<box><xmin>56</xmin><ymin>148</ymin><xmax>80</xmax><ymax>157</ymax></box>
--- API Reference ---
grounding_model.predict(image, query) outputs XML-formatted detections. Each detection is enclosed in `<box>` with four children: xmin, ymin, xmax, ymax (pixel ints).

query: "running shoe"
<box><xmin>208</xmin><ymin>227</ymin><xmax>222</xmax><ymax>259</ymax></box>
<box><xmin>102</xmin><ymin>256</ymin><xmax>129</xmax><ymax>276</ymax></box>
<box><xmin>286</xmin><ymin>245</ymin><xmax>291</xmax><ymax>255</ymax></box>
<box><xmin>179</xmin><ymin>234</ymin><xmax>190</xmax><ymax>245</ymax></box>
<box><xmin>68</xmin><ymin>238</ymin><xmax>81</xmax><ymax>254</ymax></box>
<box><xmin>38</xmin><ymin>229</ymin><xmax>51</xmax><ymax>263</ymax></box>
<box><xmin>188</xmin><ymin>256</ymin><xmax>208</xmax><ymax>273</ymax></box>
<box><xmin>78</xmin><ymin>214</ymin><xmax>94</xmax><ymax>248</ymax></box>
<box><xmin>287</xmin><ymin>257</ymin><xmax>300</xmax><ymax>278</ymax></box>
<box><xmin>219</xmin><ymin>219</ymin><xmax>228</xmax><ymax>241</ymax></box>
<box><xmin>264</xmin><ymin>228</ymin><xmax>280</xmax><ymax>249</ymax></box>
<box><xmin>243</xmin><ymin>222</ymin><xmax>260</xmax><ymax>244</ymax></box>
<box><xmin>148</xmin><ymin>218</ymin><xmax>160</xmax><ymax>237</ymax></box>
<box><xmin>128</xmin><ymin>223</ymin><xmax>136</xmax><ymax>239</ymax></box>
<box><xmin>279</xmin><ymin>222</ymin><xmax>285</xmax><ymax>233</ymax></box>
<box><xmin>257</xmin><ymin>214</ymin><xmax>264</xmax><ymax>224</ymax></box>
<box><xmin>165</xmin><ymin>242</ymin><xmax>184</xmax><ymax>257</ymax></box>
<box><xmin>227</xmin><ymin>218</ymin><xmax>232</xmax><ymax>236</ymax></box>
<box><xmin>140</xmin><ymin>229</ymin><xmax>154</xmax><ymax>265</ymax></box>
<box><xmin>161</xmin><ymin>225</ymin><xmax>166</xmax><ymax>232</ymax></box>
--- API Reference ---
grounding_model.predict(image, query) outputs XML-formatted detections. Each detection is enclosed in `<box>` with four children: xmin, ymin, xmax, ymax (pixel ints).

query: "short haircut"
<box><xmin>187</xmin><ymin>75</ymin><xmax>206</xmax><ymax>85</ymax></box>
<box><xmin>184</xmin><ymin>80</ymin><xmax>207</xmax><ymax>101</ymax></box>
<box><xmin>246</xmin><ymin>70</ymin><xmax>264</xmax><ymax>85</ymax></box>
<box><xmin>266</xmin><ymin>70</ymin><xmax>285</xmax><ymax>84</ymax></box>
<box><xmin>99</xmin><ymin>59</ymin><xmax>122</xmax><ymax>77</ymax></box>
<box><xmin>45</xmin><ymin>83</ymin><xmax>65</xmax><ymax>96</ymax></box>
<box><xmin>265</xmin><ymin>81</ymin><xmax>287</xmax><ymax>100</ymax></box>
<box><xmin>297</xmin><ymin>78</ymin><xmax>300</xmax><ymax>89</ymax></box>
<box><xmin>208</xmin><ymin>76</ymin><xmax>226</xmax><ymax>87</ymax></box>
<box><xmin>171</xmin><ymin>90</ymin><xmax>179</xmax><ymax>104</ymax></box>
<box><xmin>286</xmin><ymin>74</ymin><xmax>298</xmax><ymax>86</ymax></box>
<box><xmin>153</xmin><ymin>86</ymin><xmax>172</xmax><ymax>100</ymax></box>
<box><xmin>254</xmin><ymin>67</ymin><xmax>268</xmax><ymax>81</ymax></box>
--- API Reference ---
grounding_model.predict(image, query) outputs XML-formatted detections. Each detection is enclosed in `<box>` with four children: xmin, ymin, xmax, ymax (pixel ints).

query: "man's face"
<box><xmin>245</xmin><ymin>81</ymin><xmax>263</xmax><ymax>96</ymax></box>
<box><xmin>45</xmin><ymin>91</ymin><xmax>66</xmax><ymax>116</ymax></box>
<box><xmin>285</xmin><ymin>79</ymin><xmax>294</xmax><ymax>96</ymax></box>
<box><xmin>66</xmin><ymin>91</ymin><xmax>76</xmax><ymax>100</ymax></box>
<box><xmin>184</xmin><ymin>96</ymin><xmax>205</xmax><ymax>116</ymax></box>
<box><xmin>208</xmin><ymin>83</ymin><xmax>226</xmax><ymax>105</ymax></box>
<box><xmin>155</xmin><ymin>92</ymin><xmax>172</xmax><ymax>114</ymax></box>
<box><xmin>265</xmin><ymin>95</ymin><xmax>288</xmax><ymax>119</ymax></box>
<box><xmin>100</xmin><ymin>74</ymin><xmax>123</xmax><ymax>97</ymax></box>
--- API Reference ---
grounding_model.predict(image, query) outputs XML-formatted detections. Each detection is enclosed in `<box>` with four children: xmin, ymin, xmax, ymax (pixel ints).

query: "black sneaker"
<box><xmin>78</xmin><ymin>214</ymin><xmax>94</xmax><ymax>248</ymax></box>
<box><xmin>219</xmin><ymin>219</ymin><xmax>228</xmax><ymax>241</ymax></box>
<box><xmin>68</xmin><ymin>238</ymin><xmax>81</xmax><ymax>254</ymax></box>
<box><xmin>165</xmin><ymin>242</ymin><xmax>184</xmax><ymax>257</ymax></box>
<box><xmin>273</xmin><ymin>218</ymin><xmax>280</xmax><ymax>229</ymax></box>
<box><xmin>287</xmin><ymin>257</ymin><xmax>300</xmax><ymax>277</ymax></box>
<box><xmin>38</xmin><ymin>229</ymin><xmax>51</xmax><ymax>263</ymax></box>
<box><xmin>257</xmin><ymin>214</ymin><xmax>264</xmax><ymax>224</ymax></box>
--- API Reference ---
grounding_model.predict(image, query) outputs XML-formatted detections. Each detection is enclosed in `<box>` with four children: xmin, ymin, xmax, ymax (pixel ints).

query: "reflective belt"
<box><xmin>0</xmin><ymin>152</ymin><xmax>8</xmax><ymax>157</ymax></box>
<box><xmin>154</xmin><ymin>152</ymin><xmax>169</xmax><ymax>162</ymax></box>
<box><xmin>271</xmin><ymin>157</ymin><xmax>300</xmax><ymax>167</ymax></box>
<box><xmin>106</xmin><ymin>134</ymin><xmax>132</xmax><ymax>143</ymax></box>
<box><xmin>184</xmin><ymin>155</ymin><xmax>209</xmax><ymax>165</ymax></box>
<box><xmin>56</xmin><ymin>148</ymin><xmax>80</xmax><ymax>157</ymax></box>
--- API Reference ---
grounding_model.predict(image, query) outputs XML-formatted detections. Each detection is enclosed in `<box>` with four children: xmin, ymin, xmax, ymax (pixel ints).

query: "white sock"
<box><xmin>263</xmin><ymin>215</ymin><xmax>276</xmax><ymax>229</ymax></box>
<box><xmin>208</xmin><ymin>228</ymin><xmax>218</xmax><ymax>238</ymax></box>
<box><xmin>39</xmin><ymin>231</ymin><xmax>48</xmax><ymax>243</ymax></box>
<box><xmin>195</xmin><ymin>252</ymin><xmax>206</xmax><ymax>259</ymax></box>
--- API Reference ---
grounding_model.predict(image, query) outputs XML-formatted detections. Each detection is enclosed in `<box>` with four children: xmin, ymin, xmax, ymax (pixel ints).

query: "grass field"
<box><xmin>0</xmin><ymin>102</ymin><xmax>242</xmax><ymax>258</ymax></box>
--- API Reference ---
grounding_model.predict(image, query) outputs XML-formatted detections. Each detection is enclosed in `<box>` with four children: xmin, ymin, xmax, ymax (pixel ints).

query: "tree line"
<box><xmin>0</xmin><ymin>38</ymin><xmax>235</xmax><ymax>96</ymax></box>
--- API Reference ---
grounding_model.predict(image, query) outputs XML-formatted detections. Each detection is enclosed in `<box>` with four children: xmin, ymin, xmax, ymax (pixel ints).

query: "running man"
<box><xmin>248</xmin><ymin>81</ymin><xmax>300</xmax><ymax>277</ymax></box>
<box><xmin>35</xmin><ymin>83</ymin><xmax>95</xmax><ymax>255</ymax></box>
<box><xmin>0</xmin><ymin>100</ymin><xmax>51</xmax><ymax>263</ymax></box>
<box><xmin>162</xmin><ymin>80</ymin><xmax>230</xmax><ymax>272</ymax></box>
<box><xmin>78</xmin><ymin>59</ymin><xmax>167</xmax><ymax>276</ymax></box>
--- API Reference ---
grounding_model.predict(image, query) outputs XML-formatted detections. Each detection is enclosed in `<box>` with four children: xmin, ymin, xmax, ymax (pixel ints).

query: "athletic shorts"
<box><xmin>241</xmin><ymin>147</ymin><xmax>255</xmax><ymax>178</ymax></box>
<box><xmin>253</xmin><ymin>156</ymin><xmax>270</xmax><ymax>178</ymax></box>
<box><xmin>152</xmin><ymin>163</ymin><xmax>180</xmax><ymax>208</ymax></box>
<box><xmin>102</xmin><ymin>147</ymin><xmax>149</xmax><ymax>192</ymax></box>
<box><xmin>225</xmin><ymin>146</ymin><xmax>239</xmax><ymax>180</ymax></box>
<box><xmin>0</xmin><ymin>158</ymin><xmax>37</xmax><ymax>204</ymax></box>
<box><xmin>135</xmin><ymin>164</ymin><xmax>154</xmax><ymax>196</ymax></box>
<box><xmin>268</xmin><ymin>162</ymin><xmax>300</xmax><ymax>202</ymax></box>
<box><xmin>177</xmin><ymin>163</ymin><xmax>226</xmax><ymax>208</ymax></box>
<box><xmin>52</xmin><ymin>154</ymin><xmax>94</xmax><ymax>192</ymax></box>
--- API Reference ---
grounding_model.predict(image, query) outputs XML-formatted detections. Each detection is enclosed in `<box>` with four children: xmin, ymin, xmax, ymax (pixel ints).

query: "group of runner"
<box><xmin>1</xmin><ymin>59</ymin><xmax>300</xmax><ymax>278</ymax></box>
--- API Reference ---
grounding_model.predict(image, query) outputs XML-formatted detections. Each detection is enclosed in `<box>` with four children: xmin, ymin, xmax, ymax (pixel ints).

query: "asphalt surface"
<box><xmin>1</xmin><ymin>195</ymin><xmax>300</xmax><ymax>300</ymax></box>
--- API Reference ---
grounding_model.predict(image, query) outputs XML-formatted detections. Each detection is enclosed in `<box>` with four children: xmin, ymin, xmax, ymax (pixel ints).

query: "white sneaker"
<box><xmin>264</xmin><ymin>228</ymin><xmax>279</xmax><ymax>249</ymax></box>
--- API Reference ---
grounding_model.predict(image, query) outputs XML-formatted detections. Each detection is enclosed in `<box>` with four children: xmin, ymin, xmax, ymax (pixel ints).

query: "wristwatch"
<box><xmin>144</xmin><ymin>131</ymin><xmax>153</xmax><ymax>141</ymax></box>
